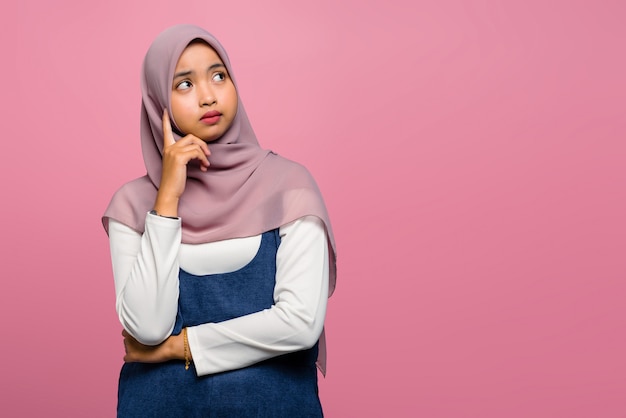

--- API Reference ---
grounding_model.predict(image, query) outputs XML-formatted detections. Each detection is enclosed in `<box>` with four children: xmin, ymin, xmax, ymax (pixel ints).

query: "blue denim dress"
<box><xmin>117</xmin><ymin>229</ymin><xmax>323</xmax><ymax>417</ymax></box>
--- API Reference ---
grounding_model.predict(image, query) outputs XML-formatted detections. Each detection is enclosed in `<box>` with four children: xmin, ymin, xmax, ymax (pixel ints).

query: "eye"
<box><xmin>176</xmin><ymin>80</ymin><xmax>192</xmax><ymax>90</ymax></box>
<box><xmin>212</xmin><ymin>72</ymin><xmax>226</xmax><ymax>82</ymax></box>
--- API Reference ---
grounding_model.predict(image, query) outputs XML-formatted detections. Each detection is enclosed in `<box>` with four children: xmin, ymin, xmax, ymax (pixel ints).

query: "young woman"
<box><xmin>103</xmin><ymin>24</ymin><xmax>336</xmax><ymax>417</ymax></box>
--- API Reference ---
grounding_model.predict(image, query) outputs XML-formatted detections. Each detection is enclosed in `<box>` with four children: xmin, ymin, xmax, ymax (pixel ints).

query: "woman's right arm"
<box><xmin>110</xmin><ymin>110</ymin><xmax>209</xmax><ymax>345</ymax></box>
<box><xmin>108</xmin><ymin>214</ymin><xmax>182</xmax><ymax>345</ymax></box>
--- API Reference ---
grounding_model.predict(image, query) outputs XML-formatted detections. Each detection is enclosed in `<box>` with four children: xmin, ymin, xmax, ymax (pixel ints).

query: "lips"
<box><xmin>201</xmin><ymin>110</ymin><xmax>221</xmax><ymax>119</ymax></box>
<box><xmin>200</xmin><ymin>110</ymin><xmax>222</xmax><ymax>125</ymax></box>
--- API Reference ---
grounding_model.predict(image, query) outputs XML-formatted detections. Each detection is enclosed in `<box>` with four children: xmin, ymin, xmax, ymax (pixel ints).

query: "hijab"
<box><xmin>103</xmin><ymin>24</ymin><xmax>336</xmax><ymax>373</ymax></box>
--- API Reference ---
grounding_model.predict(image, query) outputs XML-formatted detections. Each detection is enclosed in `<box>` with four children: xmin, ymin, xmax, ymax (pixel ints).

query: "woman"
<box><xmin>103</xmin><ymin>24</ymin><xmax>336</xmax><ymax>417</ymax></box>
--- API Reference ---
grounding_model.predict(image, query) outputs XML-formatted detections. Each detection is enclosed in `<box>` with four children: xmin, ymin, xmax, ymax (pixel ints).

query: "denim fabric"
<box><xmin>117</xmin><ymin>229</ymin><xmax>323</xmax><ymax>417</ymax></box>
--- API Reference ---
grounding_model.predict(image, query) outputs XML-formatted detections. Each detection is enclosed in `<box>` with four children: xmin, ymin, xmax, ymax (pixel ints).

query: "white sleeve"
<box><xmin>108</xmin><ymin>213</ymin><xmax>181</xmax><ymax>345</ymax></box>
<box><xmin>187</xmin><ymin>215</ymin><xmax>329</xmax><ymax>376</ymax></box>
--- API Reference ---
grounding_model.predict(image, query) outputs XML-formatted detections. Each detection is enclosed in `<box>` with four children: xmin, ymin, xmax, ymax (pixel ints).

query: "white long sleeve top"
<box><xmin>108</xmin><ymin>213</ymin><xmax>329</xmax><ymax>376</ymax></box>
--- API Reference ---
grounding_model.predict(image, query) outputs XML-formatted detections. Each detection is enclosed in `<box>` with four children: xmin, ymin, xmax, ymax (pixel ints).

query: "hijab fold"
<box><xmin>103</xmin><ymin>24</ymin><xmax>336</xmax><ymax>374</ymax></box>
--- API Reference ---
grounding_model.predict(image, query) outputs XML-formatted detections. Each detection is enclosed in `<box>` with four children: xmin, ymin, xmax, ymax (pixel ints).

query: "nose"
<box><xmin>198</xmin><ymin>82</ymin><xmax>216</xmax><ymax>107</ymax></box>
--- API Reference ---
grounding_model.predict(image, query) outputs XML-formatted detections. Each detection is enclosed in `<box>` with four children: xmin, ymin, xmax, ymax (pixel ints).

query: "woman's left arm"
<box><xmin>188</xmin><ymin>215</ymin><xmax>329</xmax><ymax>375</ymax></box>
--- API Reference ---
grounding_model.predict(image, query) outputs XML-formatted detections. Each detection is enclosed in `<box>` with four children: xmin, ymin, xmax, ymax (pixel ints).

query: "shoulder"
<box><xmin>111</xmin><ymin>175</ymin><xmax>155</xmax><ymax>198</ymax></box>
<box><xmin>267</xmin><ymin>152</ymin><xmax>309</xmax><ymax>170</ymax></box>
<box><xmin>279</xmin><ymin>215</ymin><xmax>326</xmax><ymax>239</ymax></box>
<box><xmin>264</xmin><ymin>152</ymin><xmax>318</xmax><ymax>185</ymax></box>
<box><xmin>107</xmin><ymin>175</ymin><xmax>157</xmax><ymax>208</ymax></box>
<box><xmin>103</xmin><ymin>175</ymin><xmax>157</xmax><ymax>234</ymax></box>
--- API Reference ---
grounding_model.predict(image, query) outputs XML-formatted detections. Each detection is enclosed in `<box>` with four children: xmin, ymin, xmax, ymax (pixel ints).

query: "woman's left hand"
<box><xmin>122</xmin><ymin>330</ymin><xmax>184</xmax><ymax>363</ymax></box>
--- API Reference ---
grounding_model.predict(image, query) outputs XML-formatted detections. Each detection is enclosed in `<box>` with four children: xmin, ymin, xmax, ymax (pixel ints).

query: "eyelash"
<box><xmin>175</xmin><ymin>72</ymin><xmax>227</xmax><ymax>90</ymax></box>
<box><xmin>176</xmin><ymin>80</ymin><xmax>193</xmax><ymax>90</ymax></box>
<box><xmin>212</xmin><ymin>72</ymin><xmax>226</xmax><ymax>82</ymax></box>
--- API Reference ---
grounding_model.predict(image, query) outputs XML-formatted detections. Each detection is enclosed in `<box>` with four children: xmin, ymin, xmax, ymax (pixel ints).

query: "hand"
<box><xmin>122</xmin><ymin>329</ymin><xmax>185</xmax><ymax>363</ymax></box>
<box><xmin>154</xmin><ymin>109</ymin><xmax>211</xmax><ymax>216</ymax></box>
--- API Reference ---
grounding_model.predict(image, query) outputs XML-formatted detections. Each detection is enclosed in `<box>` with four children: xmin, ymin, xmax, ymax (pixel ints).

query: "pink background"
<box><xmin>1</xmin><ymin>0</ymin><xmax>625</xmax><ymax>416</ymax></box>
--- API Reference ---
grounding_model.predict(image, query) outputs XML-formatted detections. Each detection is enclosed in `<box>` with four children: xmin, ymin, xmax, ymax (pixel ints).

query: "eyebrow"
<box><xmin>173</xmin><ymin>63</ymin><xmax>226</xmax><ymax>79</ymax></box>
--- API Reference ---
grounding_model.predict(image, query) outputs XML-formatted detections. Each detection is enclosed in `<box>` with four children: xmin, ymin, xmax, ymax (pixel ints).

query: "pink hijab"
<box><xmin>103</xmin><ymin>24</ymin><xmax>336</xmax><ymax>373</ymax></box>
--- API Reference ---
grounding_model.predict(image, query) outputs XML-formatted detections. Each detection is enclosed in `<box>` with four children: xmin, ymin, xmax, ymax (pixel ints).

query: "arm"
<box><xmin>108</xmin><ymin>213</ymin><xmax>181</xmax><ymax>345</ymax></box>
<box><xmin>117</xmin><ymin>215</ymin><xmax>330</xmax><ymax>373</ymax></box>
<box><xmin>110</xmin><ymin>110</ymin><xmax>210</xmax><ymax>345</ymax></box>
<box><xmin>187</xmin><ymin>215</ymin><xmax>329</xmax><ymax>376</ymax></box>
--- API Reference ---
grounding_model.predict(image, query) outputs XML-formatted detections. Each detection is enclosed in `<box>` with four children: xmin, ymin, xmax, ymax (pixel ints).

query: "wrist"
<box><xmin>153</xmin><ymin>195</ymin><xmax>179</xmax><ymax>218</ymax></box>
<box><xmin>168</xmin><ymin>333</ymin><xmax>186</xmax><ymax>361</ymax></box>
<box><xmin>149</xmin><ymin>209</ymin><xmax>179</xmax><ymax>220</ymax></box>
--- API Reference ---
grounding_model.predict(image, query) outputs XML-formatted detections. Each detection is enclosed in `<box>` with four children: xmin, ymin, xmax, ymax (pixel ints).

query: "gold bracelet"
<box><xmin>183</xmin><ymin>327</ymin><xmax>190</xmax><ymax>370</ymax></box>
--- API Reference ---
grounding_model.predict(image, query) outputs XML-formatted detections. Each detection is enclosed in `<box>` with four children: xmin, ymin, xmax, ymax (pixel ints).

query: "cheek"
<box><xmin>227</xmin><ymin>85</ymin><xmax>238</xmax><ymax>113</ymax></box>
<box><xmin>171</xmin><ymin>96</ymin><xmax>193</xmax><ymax>128</ymax></box>
<box><xmin>170</xmin><ymin>96</ymin><xmax>182</xmax><ymax>117</ymax></box>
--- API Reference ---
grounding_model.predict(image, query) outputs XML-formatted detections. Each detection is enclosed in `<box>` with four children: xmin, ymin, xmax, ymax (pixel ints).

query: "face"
<box><xmin>170</xmin><ymin>42</ymin><xmax>238</xmax><ymax>142</ymax></box>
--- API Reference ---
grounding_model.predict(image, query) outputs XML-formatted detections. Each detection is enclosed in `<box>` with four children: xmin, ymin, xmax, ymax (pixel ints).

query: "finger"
<box><xmin>175</xmin><ymin>147</ymin><xmax>211</xmax><ymax>169</ymax></box>
<box><xmin>189</xmin><ymin>137</ymin><xmax>211</xmax><ymax>169</ymax></box>
<box><xmin>196</xmin><ymin>138</ymin><xmax>210</xmax><ymax>156</ymax></box>
<box><xmin>162</xmin><ymin>109</ymin><xmax>176</xmax><ymax>147</ymax></box>
<box><xmin>199</xmin><ymin>149</ymin><xmax>210</xmax><ymax>169</ymax></box>
<box><xmin>177</xmin><ymin>135</ymin><xmax>210</xmax><ymax>156</ymax></box>
<box><xmin>176</xmin><ymin>142</ymin><xmax>209</xmax><ymax>157</ymax></box>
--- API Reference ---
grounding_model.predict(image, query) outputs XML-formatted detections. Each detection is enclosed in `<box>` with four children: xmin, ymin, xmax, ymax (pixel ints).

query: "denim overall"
<box><xmin>117</xmin><ymin>229</ymin><xmax>322</xmax><ymax>417</ymax></box>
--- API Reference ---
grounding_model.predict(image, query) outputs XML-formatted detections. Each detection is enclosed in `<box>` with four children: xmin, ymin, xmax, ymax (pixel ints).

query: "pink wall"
<box><xmin>1</xmin><ymin>0</ymin><xmax>624</xmax><ymax>416</ymax></box>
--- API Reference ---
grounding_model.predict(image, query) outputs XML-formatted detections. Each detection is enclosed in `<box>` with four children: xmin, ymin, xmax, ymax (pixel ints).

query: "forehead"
<box><xmin>175</xmin><ymin>42</ymin><xmax>224</xmax><ymax>70</ymax></box>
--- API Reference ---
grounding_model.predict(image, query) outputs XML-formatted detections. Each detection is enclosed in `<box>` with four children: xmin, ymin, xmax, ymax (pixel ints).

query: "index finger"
<box><xmin>162</xmin><ymin>109</ymin><xmax>175</xmax><ymax>147</ymax></box>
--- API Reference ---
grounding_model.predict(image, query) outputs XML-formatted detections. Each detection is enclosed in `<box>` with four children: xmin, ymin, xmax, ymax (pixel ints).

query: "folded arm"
<box><xmin>108</xmin><ymin>215</ymin><xmax>329</xmax><ymax>375</ymax></box>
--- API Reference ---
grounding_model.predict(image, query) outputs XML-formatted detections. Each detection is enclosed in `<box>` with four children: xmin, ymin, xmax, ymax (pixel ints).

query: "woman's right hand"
<box><xmin>153</xmin><ymin>109</ymin><xmax>211</xmax><ymax>217</ymax></box>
